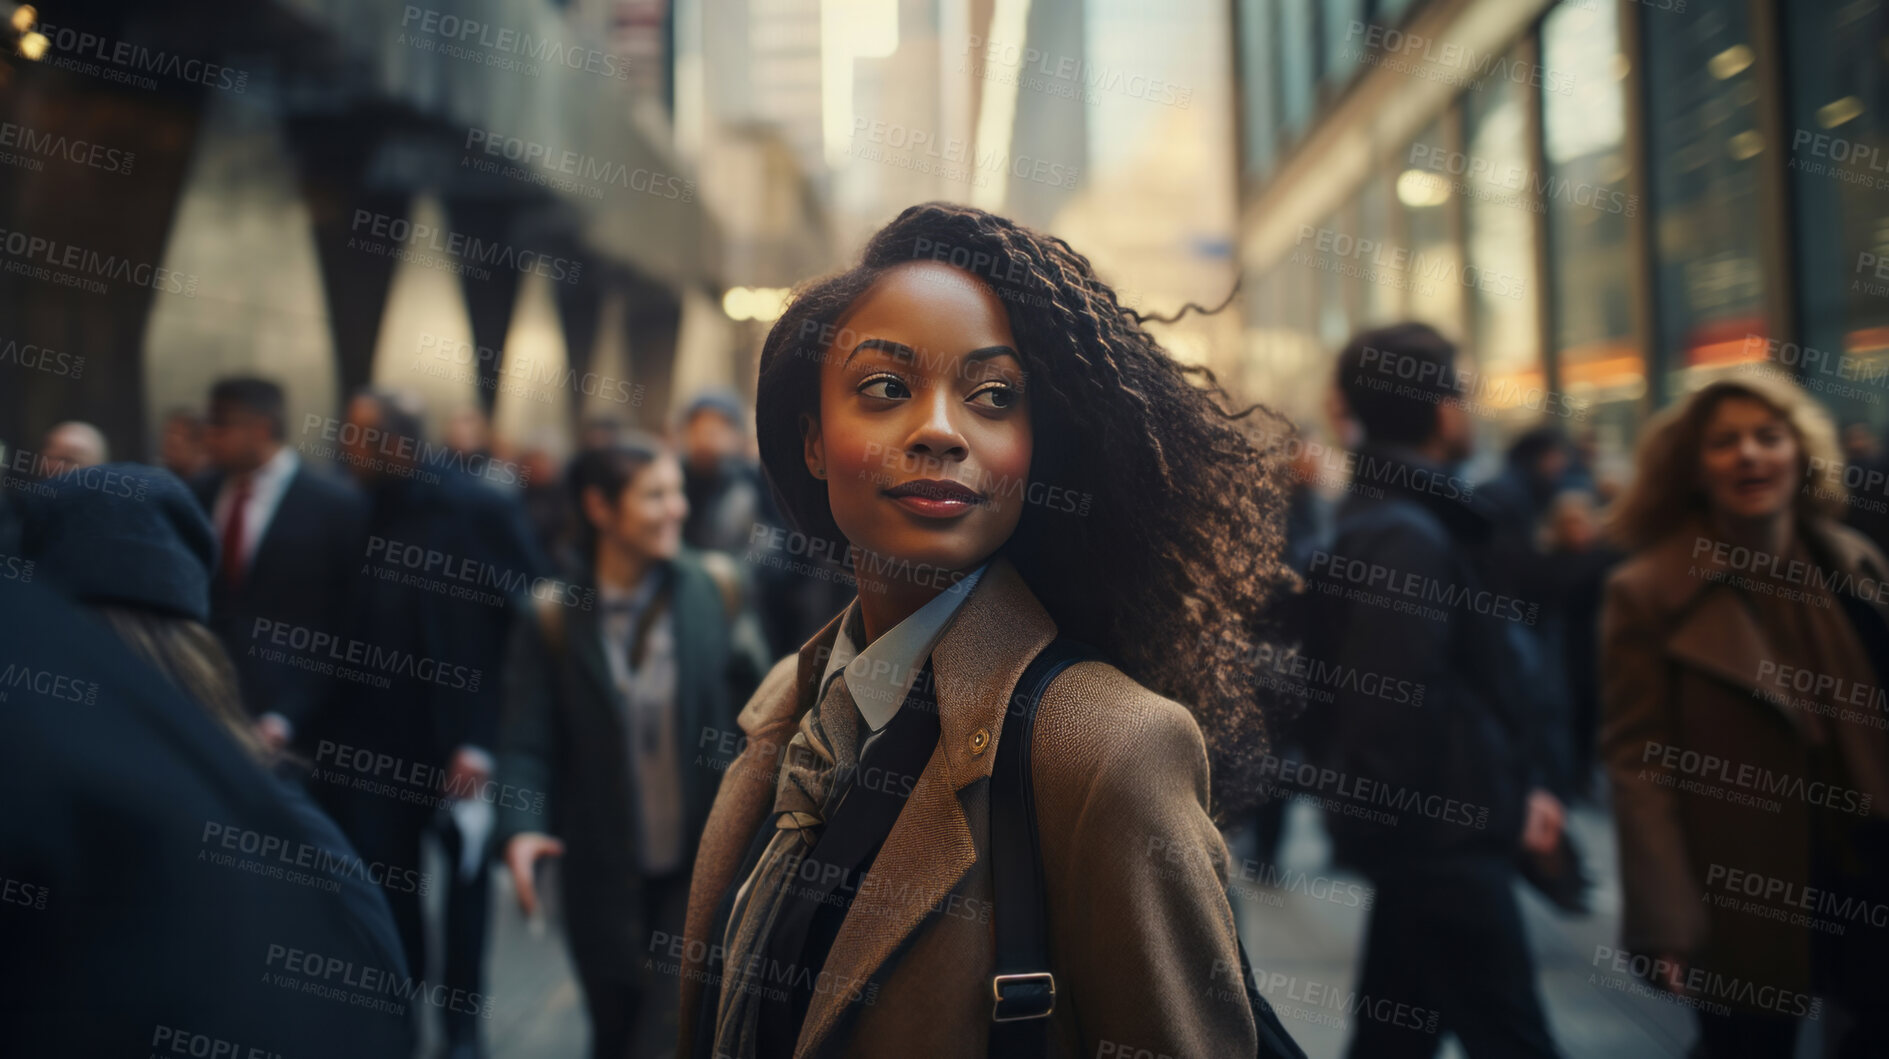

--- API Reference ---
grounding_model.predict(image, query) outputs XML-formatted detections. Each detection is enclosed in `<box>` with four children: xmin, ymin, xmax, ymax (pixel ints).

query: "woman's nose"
<box><xmin>906</xmin><ymin>390</ymin><xmax>967</xmax><ymax>460</ymax></box>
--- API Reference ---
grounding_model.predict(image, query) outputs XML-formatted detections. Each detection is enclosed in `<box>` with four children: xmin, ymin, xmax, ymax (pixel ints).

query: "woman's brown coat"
<box><xmin>1600</xmin><ymin>517</ymin><xmax>1889</xmax><ymax>1000</ymax></box>
<box><xmin>676</xmin><ymin>557</ymin><xmax>1258</xmax><ymax>1058</ymax></box>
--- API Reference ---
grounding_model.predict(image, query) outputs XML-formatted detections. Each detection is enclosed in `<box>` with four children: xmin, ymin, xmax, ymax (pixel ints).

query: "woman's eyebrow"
<box><xmin>842</xmin><ymin>339</ymin><xmax>1020</xmax><ymax>368</ymax></box>
<box><xmin>964</xmin><ymin>345</ymin><xmax>1020</xmax><ymax>364</ymax></box>
<box><xmin>844</xmin><ymin>338</ymin><xmax>914</xmax><ymax>365</ymax></box>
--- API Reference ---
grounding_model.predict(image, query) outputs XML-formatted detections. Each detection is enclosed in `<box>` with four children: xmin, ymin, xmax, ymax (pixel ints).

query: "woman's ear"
<box><xmin>800</xmin><ymin>412</ymin><xmax>827</xmax><ymax>479</ymax></box>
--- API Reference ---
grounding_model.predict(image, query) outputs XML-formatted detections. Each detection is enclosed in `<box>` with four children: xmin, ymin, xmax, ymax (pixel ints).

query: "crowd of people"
<box><xmin>2</xmin><ymin>201</ymin><xmax>1886</xmax><ymax>1059</ymax></box>
<box><xmin>0</xmin><ymin>378</ymin><xmax>839</xmax><ymax>1058</ymax></box>
<box><xmin>1287</xmin><ymin>323</ymin><xmax>1889</xmax><ymax>1058</ymax></box>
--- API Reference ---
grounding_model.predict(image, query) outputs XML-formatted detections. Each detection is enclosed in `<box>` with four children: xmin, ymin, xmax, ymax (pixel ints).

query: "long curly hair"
<box><xmin>754</xmin><ymin>202</ymin><xmax>1300</xmax><ymax>817</ymax></box>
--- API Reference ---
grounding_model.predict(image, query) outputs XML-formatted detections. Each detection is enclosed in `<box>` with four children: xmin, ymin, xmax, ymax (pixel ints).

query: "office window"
<box><xmin>1358</xmin><ymin>168</ymin><xmax>1402</xmax><ymax>324</ymax></box>
<box><xmin>1238</xmin><ymin>0</ymin><xmax>1281</xmax><ymax>180</ymax></box>
<box><xmin>1317</xmin><ymin>207</ymin><xmax>1356</xmax><ymax>352</ymax></box>
<box><xmin>1279</xmin><ymin>0</ymin><xmax>1317</xmax><ymax>138</ymax></box>
<box><xmin>1249</xmin><ymin>255</ymin><xmax>1327</xmax><ymax>429</ymax></box>
<box><xmin>1644</xmin><ymin>0</ymin><xmax>1768</xmax><ymax>395</ymax></box>
<box><xmin>1322</xmin><ymin>0</ymin><xmax>1366</xmax><ymax>89</ymax></box>
<box><xmin>1374</xmin><ymin>0</ymin><xmax>1416</xmax><ymax>23</ymax></box>
<box><xmin>1463</xmin><ymin>43</ymin><xmax>1543</xmax><ymax>418</ymax></box>
<box><xmin>1398</xmin><ymin>118</ymin><xmax>1464</xmax><ymax>340</ymax></box>
<box><xmin>1784</xmin><ymin>0</ymin><xmax>1889</xmax><ymax>426</ymax></box>
<box><xmin>1541</xmin><ymin>0</ymin><xmax>1639</xmax><ymax>420</ymax></box>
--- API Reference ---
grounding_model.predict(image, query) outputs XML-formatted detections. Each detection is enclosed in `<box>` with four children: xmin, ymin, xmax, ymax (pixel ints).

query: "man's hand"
<box><xmin>1521</xmin><ymin>789</ymin><xmax>1566</xmax><ymax>857</ymax></box>
<box><xmin>447</xmin><ymin>746</ymin><xmax>493</xmax><ymax>799</ymax></box>
<box><xmin>505</xmin><ymin>832</ymin><xmax>566</xmax><ymax>917</ymax></box>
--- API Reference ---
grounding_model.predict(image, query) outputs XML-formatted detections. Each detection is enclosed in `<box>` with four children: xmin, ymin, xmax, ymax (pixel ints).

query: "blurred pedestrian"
<box><xmin>37</xmin><ymin>420</ymin><xmax>108</xmax><ymax>476</ymax></box>
<box><xmin>1536</xmin><ymin>490</ymin><xmax>1621</xmax><ymax>800</ymax></box>
<box><xmin>517</xmin><ymin>430</ymin><xmax>578</xmax><ymax>572</ymax></box>
<box><xmin>1480</xmin><ymin>426</ymin><xmax>1585</xmax><ymax>812</ymax></box>
<box><xmin>3</xmin><ymin>463</ymin><xmax>411</xmax><ymax>1056</ymax></box>
<box><xmin>1601</xmin><ymin>371</ymin><xmax>1889</xmax><ymax>1057</ymax></box>
<box><xmin>1308</xmin><ymin>322</ymin><xmax>1563</xmax><ymax>1058</ymax></box>
<box><xmin>674</xmin><ymin>387</ymin><xmax>839</xmax><ymax>655</ymax></box>
<box><xmin>159</xmin><ymin>407</ymin><xmax>209</xmax><ymax>480</ymax></box>
<box><xmin>679</xmin><ymin>388</ymin><xmax>764</xmax><ymax>554</ymax></box>
<box><xmin>497</xmin><ymin>435</ymin><xmax>767</xmax><ymax>1059</ymax></box>
<box><xmin>445</xmin><ymin>405</ymin><xmax>493</xmax><ymax>460</ymax></box>
<box><xmin>195</xmin><ymin>376</ymin><xmax>366</xmax><ymax>753</ymax></box>
<box><xmin>581</xmin><ymin>415</ymin><xmax>628</xmax><ymax>452</ymax></box>
<box><xmin>1478</xmin><ymin>426</ymin><xmax>1569</xmax><ymax>595</ymax></box>
<box><xmin>323</xmin><ymin>389</ymin><xmax>544</xmax><ymax>1059</ymax></box>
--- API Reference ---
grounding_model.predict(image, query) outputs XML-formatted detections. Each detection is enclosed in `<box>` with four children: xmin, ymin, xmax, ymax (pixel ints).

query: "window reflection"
<box><xmin>1358</xmin><ymin>168</ymin><xmax>1401</xmax><ymax>324</ymax></box>
<box><xmin>1279</xmin><ymin>0</ymin><xmax>1317</xmax><ymax>138</ymax></box>
<box><xmin>1784</xmin><ymin>0</ymin><xmax>1889</xmax><ymax>428</ymax></box>
<box><xmin>1399</xmin><ymin>119</ymin><xmax>1464</xmax><ymax>339</ymax></box>
<box><xmin>1541</xmin><ymin>0</ymin><xmax>1640</xmax><ymax>426</ymax></box>
<box><xmin>1463</xmin><ymin>44</ymin><xmax>1544</xmax><ymax>422</ymax></box>
<box><xmin>1237</xmin><ymin>0</ymin><xmax>1280</xmax><ymax>180</ymax></box>
<box><xmin>1645</xmin><ymin>0</ymin><xmax>1769</xmax><ymax>394</ymax></box>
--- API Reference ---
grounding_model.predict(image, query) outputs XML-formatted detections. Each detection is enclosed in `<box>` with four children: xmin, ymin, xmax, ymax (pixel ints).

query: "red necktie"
<box><xmin>220</xmin><ymin>478</ymin><xmax>252</xmax><ymax>588</ymax></box>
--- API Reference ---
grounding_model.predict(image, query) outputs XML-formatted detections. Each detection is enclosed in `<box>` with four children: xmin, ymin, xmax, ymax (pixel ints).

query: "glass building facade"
<box><xmin>1234</xmin><ymin>0</ymin><xmax>1889</xmax><ymax>474</ymax></box>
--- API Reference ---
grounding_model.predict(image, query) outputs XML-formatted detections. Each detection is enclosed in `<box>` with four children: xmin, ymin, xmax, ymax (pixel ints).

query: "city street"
<box><xmin>3</xmin><ymin>1</ymin><xmax>1883</xmax><ymax>1055</ymax></box>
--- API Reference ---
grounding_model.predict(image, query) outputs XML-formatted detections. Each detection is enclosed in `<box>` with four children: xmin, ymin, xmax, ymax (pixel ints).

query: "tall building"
<box><xmin>1233</xmin><ymin>0</ymin><xmax>1889</xmax><ymax>479</ymax></box>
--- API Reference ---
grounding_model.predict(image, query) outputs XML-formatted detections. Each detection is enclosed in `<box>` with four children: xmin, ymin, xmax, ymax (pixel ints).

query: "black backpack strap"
<box><xmin>988</xmin><ymin>638</ymin><xmax>1310</xmax><ymax>1059</ymax></box>
<box><xmin>989</xmin><ymin>637</ymin><xmax>1099</xmax><ymax>1056</ymax></box>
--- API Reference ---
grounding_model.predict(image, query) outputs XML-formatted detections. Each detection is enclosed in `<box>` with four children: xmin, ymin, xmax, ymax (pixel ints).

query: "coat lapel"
<box><xmin>1647</xmin><ymin>518</ymin><xmax>1874</xmax><ymax>735</ymax></box>
<box><xmin>564</xmin><ymin>605</ymin><xmax>622</xmax><ymax>722</ymax></box>
<box><xmin>795</xmin><ymin>557</ymin><xmax>1057</xmax><ymax>1058</ymax></box>
<box><xmin>1664</xmin><ymin>588</ymin><xmax>1804</xmax><ymax>731</ymax></box>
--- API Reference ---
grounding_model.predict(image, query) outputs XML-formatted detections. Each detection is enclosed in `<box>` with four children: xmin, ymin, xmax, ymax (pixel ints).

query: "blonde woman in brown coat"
<box><xmin>1600</xmin><ymin>370</ymin><xmax>1889</xmax><ymax>1057</ymax></box>
<box><xmin>674</xmin><ymin>204</ymin><xmax>1305</xmax><ymax>1058</ymax></box>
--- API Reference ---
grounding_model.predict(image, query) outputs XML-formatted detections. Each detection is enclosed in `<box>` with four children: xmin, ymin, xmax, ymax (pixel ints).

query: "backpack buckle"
<box><xmin>991</xmin><ymin>971</ymin><xmax>1056</xmax><ymax>1021</ymax></box>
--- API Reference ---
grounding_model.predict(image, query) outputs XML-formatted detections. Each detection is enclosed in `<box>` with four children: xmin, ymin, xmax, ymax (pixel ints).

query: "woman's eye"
<box><xmin>970</xmin><ymin>384</ymin><xmax>1018</xmax><ymax>410</ymax></box>
<box><xmin>859</xmin><ymin>376</ymin><xmax>911</xmax><ymax>400</ymax></box>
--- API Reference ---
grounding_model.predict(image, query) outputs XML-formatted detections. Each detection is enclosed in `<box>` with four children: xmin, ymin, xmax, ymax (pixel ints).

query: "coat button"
<box><xmin>969</xmin><ymin>727</ymin><xmax>991</xmax><ymax>755</ymax></box>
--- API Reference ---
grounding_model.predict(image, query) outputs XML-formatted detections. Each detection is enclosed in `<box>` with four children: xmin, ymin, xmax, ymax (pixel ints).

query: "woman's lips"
<box><xmin>882</xmin><ymin>478</ymin><xmax>986</xmax><ymax>518</ymax></box>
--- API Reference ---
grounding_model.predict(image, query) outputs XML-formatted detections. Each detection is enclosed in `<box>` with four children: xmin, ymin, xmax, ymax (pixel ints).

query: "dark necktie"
<box><xmin>219</xmin><ymin>478</ymin><xmax>252</xmax><ymax>588</ymax></box>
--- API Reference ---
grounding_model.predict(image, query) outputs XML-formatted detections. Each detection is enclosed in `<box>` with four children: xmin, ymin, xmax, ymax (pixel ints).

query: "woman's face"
<box><xmin>586</xmin><ymin>454</ymin><xmax>688</xmax><ymax>561</ymax></box>
<box><xmin>804</xmin><ymin>261</ymin><xmax>1032</xmax><ymax>576</ymax></box>
<box><xmin>1698</xmin><ymin>395</ymin><xmax>1801</xmax><ymax>522</ymax></box>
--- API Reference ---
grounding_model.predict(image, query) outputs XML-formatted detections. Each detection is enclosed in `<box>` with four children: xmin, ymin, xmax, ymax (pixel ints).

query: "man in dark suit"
<box><xmin>318</xmin><ymin>389</ymin><xmax>548</xmax><ymax>1059</ymax></box>
<box><xmin>1306</xmin><ymin>323</ymin><xmax>1564</xmax><ymax>1058</ymax></box>
<box><xmin>498</xmin><ymin>438</ymin><xmax>766</xmax><ymax>1059</ymax></box>
<box><xmin>195</xmin><ymin>376</ymin><xmax>367</xmax><ymax>752</ymax></box>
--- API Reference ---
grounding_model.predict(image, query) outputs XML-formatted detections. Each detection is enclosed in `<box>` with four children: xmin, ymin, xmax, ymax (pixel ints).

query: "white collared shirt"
<box><xmin>211</xmin><ymin>445</ymin><xmax>300</xmax><ymax>571</ymax></box>
<box><xmin>818</xmin><ymin>563</ymin><xmax>988</xmax><ymax>756</ymax></box>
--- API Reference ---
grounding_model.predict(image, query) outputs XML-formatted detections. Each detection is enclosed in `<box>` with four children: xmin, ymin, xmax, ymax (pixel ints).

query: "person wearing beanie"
<box><xmin>8</xmin><ymin>462</ymin><xmax>411</xmax><ymax>1054</ymax></box>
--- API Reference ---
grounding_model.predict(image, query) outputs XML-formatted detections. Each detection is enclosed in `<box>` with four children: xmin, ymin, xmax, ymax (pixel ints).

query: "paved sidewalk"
<box><xmin>1230</xmin><ymin>802</ymin><xmax>1700</xmax><ymax>1059</ymax></box>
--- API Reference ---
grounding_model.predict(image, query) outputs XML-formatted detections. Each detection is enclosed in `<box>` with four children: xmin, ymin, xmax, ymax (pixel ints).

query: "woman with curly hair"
<box><xmin>1600</xmin><ymin>371</ymin><xmax>1889</xmax><ymax>1057</ymax></box>
<box><xmin>676</xmin><ymin>202</ymin><xmax>1301</xmax><ymax>1058</ymax></box>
